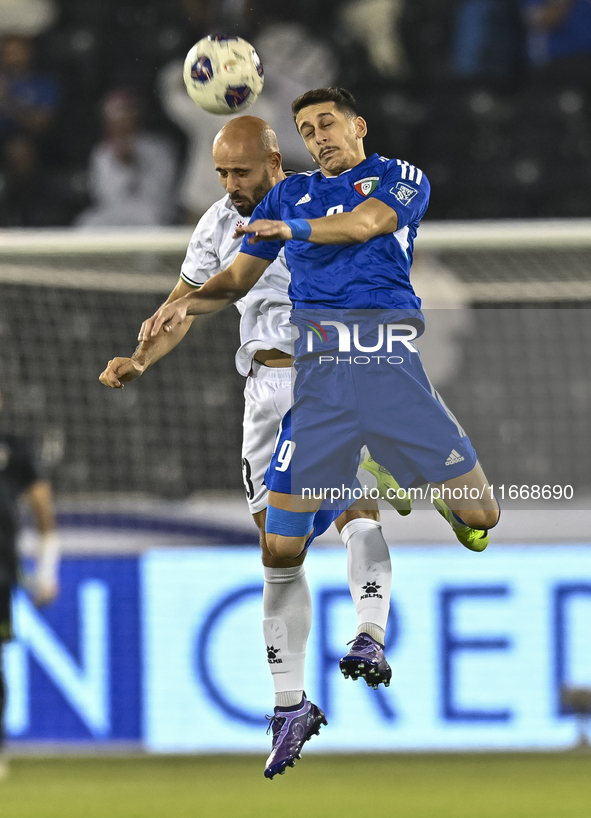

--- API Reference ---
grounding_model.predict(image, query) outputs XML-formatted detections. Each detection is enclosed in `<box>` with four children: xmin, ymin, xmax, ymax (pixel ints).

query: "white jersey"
<box><xmin>180</xmin><ymin>193</ymin><xmax>292</xmax><ymax>376</ymax></box>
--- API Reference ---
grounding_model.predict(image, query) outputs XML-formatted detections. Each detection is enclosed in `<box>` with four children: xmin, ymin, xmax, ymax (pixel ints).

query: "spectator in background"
<box><xmin>0</xmin><ymin>131</ymin><xmax>87</xmax><ymax>227</ymax></box>
<box><xmin>450</xmin><ymin>0</ymin><xmax>523</xmax><ymax>80</ymax></box>
<box><xmin>398</xmin><ymin>0</ymin><xmax>457</xmax><ymax>83</ymax></box>
<box><xmin>0</xmin><ymin>132</ymin><xmax>49</xmax><ymax>226</ymax></box>
<box><xmin>76</xmin><ymin>89</ymin><xmax>177</xmax><ymax>228</ymax></box>
<box><xmin>522</xmin><ymin>0</ymin><xmax>591</xmax><ymax>76</ymax></box>
<box><xmin>0</xmin><ymin>385</ymin><xmax>60</xmax><ymax>780</ymax></box>
<box><xmin>0</xmin><ymin>33</ymin><xmax>58</xmax><ymax>148</ymax></box>
<box><xmin>338</xmin><ymin>0</ymin><xmax>408</xmax><ymax>77</ymax></box>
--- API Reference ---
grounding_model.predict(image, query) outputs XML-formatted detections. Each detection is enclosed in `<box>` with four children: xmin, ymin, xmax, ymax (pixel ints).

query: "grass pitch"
<box><xmin>1</xmin><ymin>753</ymin><xmax>590</xmax><ymax>818</ymax></box>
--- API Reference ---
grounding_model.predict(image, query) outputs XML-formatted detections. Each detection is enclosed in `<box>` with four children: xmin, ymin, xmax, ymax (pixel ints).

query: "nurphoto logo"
<box><xmin>305</xmin><ymin>320</ymin><xmax>419</xmax><ymax>365</ymax></box>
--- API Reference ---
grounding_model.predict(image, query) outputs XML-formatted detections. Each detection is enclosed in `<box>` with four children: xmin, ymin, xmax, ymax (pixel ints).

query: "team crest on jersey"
<box><xmin>391</xmin><ymin>181</ymin><xmax>418</xmax><ymax>206</ymax></box>
<box><xmin>0</xmin><ymin>443</ymin><xmax>9</xmax><ymax>471</ymax></box>
<box><xmin>354</xmin><ymin>176</ymin><xmax>380</xmax><ymax>197</ymax></box>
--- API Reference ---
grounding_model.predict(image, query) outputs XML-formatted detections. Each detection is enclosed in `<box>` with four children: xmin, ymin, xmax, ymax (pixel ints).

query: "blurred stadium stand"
<box><xmin>0</xmin><ymin>0</ymin><xmax>588</xmax><ymax>225</ymax></box>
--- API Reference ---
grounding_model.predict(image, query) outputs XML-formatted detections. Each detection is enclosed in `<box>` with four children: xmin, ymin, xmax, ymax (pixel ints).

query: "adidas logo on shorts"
<box><xmin>445</xmin><ymin>449</ymin><xmax>465</xmax><ymax>466</ymax></box>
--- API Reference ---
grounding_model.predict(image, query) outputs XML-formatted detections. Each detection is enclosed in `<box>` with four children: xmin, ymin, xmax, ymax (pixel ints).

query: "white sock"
<box><xmin>340</xmin><ymin>518</ymin><xmax>391</xmax><ymax>645</ymax></box>
<box><xmin>263</xmin><ymin>565</ymin><xmax>311</xmax><ymax>708</ymax></box>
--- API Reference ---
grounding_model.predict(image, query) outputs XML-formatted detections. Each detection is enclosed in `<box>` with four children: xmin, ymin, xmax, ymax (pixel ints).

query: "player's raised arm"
<box><xmin>235</xmin><ymin>197</ymin><xmax>398</xmax><ymax>246</ymax></box>
<box><xmin>100</xmin><ymin>278</ymin><xmax>198</xmax><ymax>389</ymax></box>
<box><xmin>139</xmin><ymin>252</ymin><xmax>271</xmax><ymax>339</ymax></box>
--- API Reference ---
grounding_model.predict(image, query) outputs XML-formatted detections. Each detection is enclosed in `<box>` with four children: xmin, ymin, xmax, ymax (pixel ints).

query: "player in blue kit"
<box><xmin>140</xmin><ymin>87</ymin><xmax>499</xmax><ymax>778</ymax></box>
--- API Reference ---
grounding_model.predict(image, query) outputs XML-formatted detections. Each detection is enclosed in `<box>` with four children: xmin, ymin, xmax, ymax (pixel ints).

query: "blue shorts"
<box><xmin>307</xmin><ymin>506</ymin><xmax>342</xmax><ymax>549</ymax></box>
<box><xmin>265</xmin><ymin>410</ymin><xmax>360</xmax><ymax>549</ymax></box>
<box><xmin>266</xmin><ymin>309</ymin><xmax>477</xmax><ymax>496</ymax></box>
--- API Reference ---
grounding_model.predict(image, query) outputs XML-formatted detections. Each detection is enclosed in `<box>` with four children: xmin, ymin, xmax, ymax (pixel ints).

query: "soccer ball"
<box><xmin>183</xmin><ymin>35</ymin><xmax>264</xmax><ymax>115</ymax></box>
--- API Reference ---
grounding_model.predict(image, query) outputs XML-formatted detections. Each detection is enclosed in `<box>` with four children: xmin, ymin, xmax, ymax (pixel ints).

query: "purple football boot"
<box><xmin>339</xmin><ymin>632</ymin><xmax>392</xmax><ymax>689</ymax></box>
<box><xmin>264</xmin><ymin>695</ymin><xmax>327</xmax><ymax>780</ymax></box>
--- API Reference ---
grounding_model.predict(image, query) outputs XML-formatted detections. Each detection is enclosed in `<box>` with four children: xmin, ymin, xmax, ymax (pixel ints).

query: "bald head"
<box><xmin>214</xmin><ymin>116</ymin><xmax>279</xmax><ymax>156</ymax></box>
<box><xmin>212</xmin><ymin>116</ymin><xmax>283</xmax><ymax>216</ymax></box>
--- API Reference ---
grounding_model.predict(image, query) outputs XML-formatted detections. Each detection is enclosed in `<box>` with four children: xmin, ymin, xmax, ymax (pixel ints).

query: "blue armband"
<box><xmin>265</xmin><ymin>505</ymin><xmax>316</xmax><ymax>537</ymax></box>
<box><xmin>284</xmin><ymin>219</ymin><xmax>312</xmax><ymax>242</ymax></box>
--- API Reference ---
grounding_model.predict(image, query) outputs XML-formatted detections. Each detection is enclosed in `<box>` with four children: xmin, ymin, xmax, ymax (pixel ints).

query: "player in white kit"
<box><xmin>174</xmin><ymin>163</ymin><xmax>294</xmax><ymax>520</ymax></box>
<box><xmin>100</xmin><ymin>118</ymin><xmax>404</xmax><ymax>732</ymax></box>
<box><xmin>100</xmin><ymin>118</ymin><xmax>296</xmax><ymax>522</ymax></box>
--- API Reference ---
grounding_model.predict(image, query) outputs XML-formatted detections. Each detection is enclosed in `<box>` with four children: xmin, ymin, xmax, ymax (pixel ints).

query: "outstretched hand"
<box><xmin>99</xmin><ymin>357</ymin><xmax>144</xmax><ymax>389</ymax></box>
<box><xmin>233</xmin><ymin>219</ymin><xmax>293</xmax><ymax>244</ymax></box>
<box><xmin>138</xmin><ymin>299</ymin><xmax>189</xmax><ymax>341</ymax></box>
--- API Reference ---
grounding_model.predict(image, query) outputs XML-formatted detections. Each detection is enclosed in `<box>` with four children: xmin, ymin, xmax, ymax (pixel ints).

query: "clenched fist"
<box><xmin>99</xmin><ymin>357</ymin><xmax>144</xmax><ymax>389</ymax></box>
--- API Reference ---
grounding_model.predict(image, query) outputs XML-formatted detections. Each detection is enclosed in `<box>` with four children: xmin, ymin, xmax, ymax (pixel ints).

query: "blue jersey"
<box><xmin>240</xmin><ymin>153</ymin><xmax>430</xmax><ymax>310</ymax></box>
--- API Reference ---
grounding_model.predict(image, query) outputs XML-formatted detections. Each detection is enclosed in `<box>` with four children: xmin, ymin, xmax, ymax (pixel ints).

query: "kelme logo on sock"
<box><xmin>266</xmin><ymin>645</ymin><xmax>283</xmax><ymax>664</ymax></box>
<box><xmin>361</xmin><ymin>581</ymin><xmax>383</xmax><ymax>600</ymax></box>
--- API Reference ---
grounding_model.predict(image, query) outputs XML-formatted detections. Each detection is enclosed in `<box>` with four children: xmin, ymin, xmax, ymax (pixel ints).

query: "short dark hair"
<box><xmin>292</xmin><ymin>87</ymin><xmax>360</xmax><ymax>124</ymax></box>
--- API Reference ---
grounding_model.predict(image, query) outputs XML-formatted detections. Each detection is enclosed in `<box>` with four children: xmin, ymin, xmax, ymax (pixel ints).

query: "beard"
<box><xmin>231</xmin><ymin>170</ymin><xmax>273</xmax><ymax>216</ymax></box>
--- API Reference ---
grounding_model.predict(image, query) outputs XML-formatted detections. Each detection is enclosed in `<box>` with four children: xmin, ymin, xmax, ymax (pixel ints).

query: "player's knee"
<box><xmin>336</xmin><ymin>506</ymin><xmax>379</xmax><ymax>532</ymax></box>
<box><xmin>264</xmin><ymin>505</ymin><xmax>316</xmax><ymax>558</ymax></box>
<box><xmin>460</xmin><ymin>508</ymin><xmax>500</xmax><ymax>531</ymax></box>
<box><xmin>265</xmin><ymin>532</ymin><xmax>307</xmax><ymax>560</ymax></box>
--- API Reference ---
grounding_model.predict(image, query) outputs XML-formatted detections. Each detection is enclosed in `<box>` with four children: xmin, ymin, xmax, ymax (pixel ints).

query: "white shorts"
<box><xmin>242</xmin><ymin>360</ymin><xmax>293</xmax><ymax>515</ymax></box>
